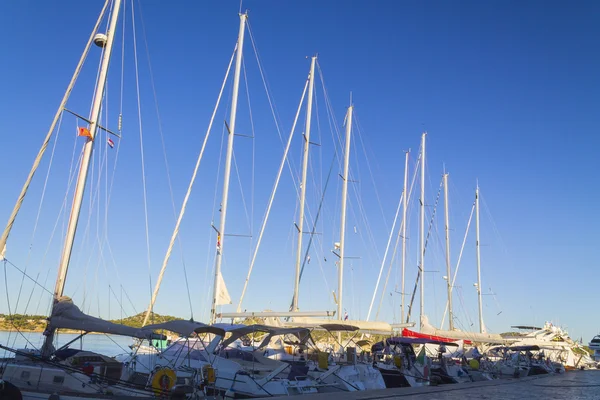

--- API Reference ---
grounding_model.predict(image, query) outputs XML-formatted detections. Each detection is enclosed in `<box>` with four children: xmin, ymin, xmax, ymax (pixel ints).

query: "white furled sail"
<box><xmin>216</xmin><ymin>271</ymin><xmax>232</xmax><ymax>305</ymax></box>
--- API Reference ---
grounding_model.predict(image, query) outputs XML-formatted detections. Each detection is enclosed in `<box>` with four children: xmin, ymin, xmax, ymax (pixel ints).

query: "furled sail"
<box><xmin>46</xmin><ymin>297</ymin><xmax>156</xmax><ymax>339</ymax></box>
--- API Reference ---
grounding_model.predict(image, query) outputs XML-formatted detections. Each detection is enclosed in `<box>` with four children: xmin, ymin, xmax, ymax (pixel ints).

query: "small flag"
<box><xmin>344</xmin><ymin>311</ymin><xmax>348</xmax><ymax>321</ymax></box>
<box><xmin>216</xmin><ymin>234</ymin><xmax>221</xmax><ymax>252</ymax></box>
<box><xmin>107</xmin><ymin>138</ymin><xmax>114</xmax><ymax>148</ymax></box>
<box><xmin>78</xmin><ymin>127</ymin><xmax>92</xmax><ymax>139</ymax></box>
<box><xmin>307</xmin><ymin>255</ymin><xmax>311</xmax><ymax>264</ymax></box>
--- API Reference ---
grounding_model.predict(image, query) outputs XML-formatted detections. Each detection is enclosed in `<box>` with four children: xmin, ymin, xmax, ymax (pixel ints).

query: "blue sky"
<box><xmin>0</xmin><ymin>0</ymin><xmax>598</xmax><ymax>342</ymax></box>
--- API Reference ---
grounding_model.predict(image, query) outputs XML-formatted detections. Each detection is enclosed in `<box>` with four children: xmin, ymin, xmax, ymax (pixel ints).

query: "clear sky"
<box><xmin>0</xmin><ymin>1</ymin><xmax>598</xmax><ymax>343</ymax></box>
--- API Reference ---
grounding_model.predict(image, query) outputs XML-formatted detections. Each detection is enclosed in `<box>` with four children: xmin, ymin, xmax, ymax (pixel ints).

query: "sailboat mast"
<box><xmin>292</xmin><ymin>55</ymin><xmax>316</xmax><ymax>312</ymax></box>
<box><xmin>43</xmin><ymin>0</ymin><xmax>122</xmax><ymax>354</ymax></box>
<box><xmin>419</xmin><ymin>132</ymin><xmax>426</xmax><ymax>328</ymax></box>
<box><xmin>210</xmin><ymin>13</ymin><xmax>247</xmax><ymax>325</ymax></box>
<box><xmin>54</xmin><ymin>0</ymin><xmax>122</xmax><ymax>302</ymax></box>
<box><xmin>443</xmin><ymin>172</ymin><xmax>454</xmax><ymax>330</ymax></box>
<box><xmin>0</xmin><ymin>0</ymin><xmax>111</xmax><ymax>258</ymax></box>
<box><xmin>400</xmin><ymin>150</ymin><xmax>409</xmax><ymax>323</ymax></box>
<box><xmin>475</xmin><ymin>184</ymin><xmax>484</xmax><ymax>333</ymax></box>
<box><xmin>337</xmin><ymin>105</ymin><xmax>353</xmax><ymax>320</ymax></box>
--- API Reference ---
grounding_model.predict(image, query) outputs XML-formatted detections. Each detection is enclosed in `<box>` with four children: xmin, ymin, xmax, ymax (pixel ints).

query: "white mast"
<box><xmin>443</xmin><ymin>172</ymin><xmax>454</xmax><ymax>330</ymax></box>
<box><xmin>337</xmin><ymin>104</ymin><xmax>353</xmax><ymax>320</ymax></box>
<box><xmin>210</xmin><ymin>13</ymin><xmax>247</xmax><ymax>325</ymax></box>
<box><xmin>419</xmin><ymin>132</ymin><xmax>426</xmax><ymax>328</ymax></box>
<box><xmin>475</xmin><ymin>183</ymin><xmax>485</xmax><ymax>333</ymax></box>
<box><xmin>292</xmin><ymin>55</ymin><xmax>316</xmax><ymax>312</ymax></box>
<box><xmin>43</xmin><ymin>0</ymin><xmax>122</xmax><ymax>354</ymax></box>
<box><xmin>0</xmin><ymin>1</ymin><xmax>111</xmax><ymax>257</ymax></box>
<box><xmin>400</xmin><ymin>150</ymin><xmax>409</xmax><ymax>323</ymax></box>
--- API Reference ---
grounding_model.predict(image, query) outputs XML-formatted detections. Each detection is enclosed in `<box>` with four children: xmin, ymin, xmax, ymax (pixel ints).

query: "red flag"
<box><xmin>107</xmin><ymin>138</ymin><xmax>114</xmax><ymax>148</ymax></box>
<box><xmin>78</xmin><ymin>127</ymin><xmax>92</xmax><ymax>139</ymax></box>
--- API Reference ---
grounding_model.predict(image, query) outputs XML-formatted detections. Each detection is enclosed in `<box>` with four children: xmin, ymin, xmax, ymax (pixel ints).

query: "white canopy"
<box><xmin>143</xmin><ymin>320</ymin><xmax>225</xmax><ymax>337</ymax></box>
<box><xmin>283</xmin><ymin>316</ymin><xmax>393</xmax><ymax>335</ymax></box>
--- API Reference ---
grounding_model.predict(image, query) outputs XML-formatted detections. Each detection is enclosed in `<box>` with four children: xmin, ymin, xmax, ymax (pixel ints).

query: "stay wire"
<box><xmin>137</xmin><ymin>0</ymin><xmax>194</xmax><ymax>319</ymax></box>
<box><xmin>130</xmin><ymin>0</ymin><xmax>154</xmax><ymax>309</ymax></box>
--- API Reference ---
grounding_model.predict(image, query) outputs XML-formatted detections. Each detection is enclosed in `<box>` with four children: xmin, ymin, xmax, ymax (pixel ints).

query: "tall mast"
<box><xmin>400</xmin><ymin>150</ymin><xmax>409</xmax><ymax>323</ymax></box>
<box><xmin>43</xmin><ymin>0</ymin><xmax>122</xmax><ymax>355</ymax></box>
<box><xmin>337</xmin><ymin>104</ymin><xmax>353</xmax><ymax>320</ymax></box>
<box><xmin>210</xmin><ymin>13</ymin><xmax>247</xmax><ymax>325</ymax></box>
<box><xmin>0</xmin><ymin>0</ymin><xmax>111</xmax><ymax>257</ymax></box>
<box><xmin>292</xmin><ymin>55</ymin><xmax>316</xmax><ymax>312</ymax></box>
<box><xmin>475</xmin><ymin>184</ymin><xmax>484</xmax><ymax>333</ymax></box>
<box><xmin>419</xmin><ymin>132</ymin><xmax>426</xmax><ymax>328</ymax></box>
<box><xmin>443</xmin><ymin>172</ymin><xmax>454</xmax><ymax>330</ymax></box>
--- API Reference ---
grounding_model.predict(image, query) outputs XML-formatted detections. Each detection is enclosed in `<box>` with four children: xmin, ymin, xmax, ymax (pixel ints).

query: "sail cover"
<box><xmin>143</xmin><ymin>320</ymin><xmax>225</xmax><ymax>337</ymax></box>
<box><xmin>418</xmin><ymin>315</ymin><xmax>505</xmax><ymax>344</ymax></box>
<box><xmin>47</xmin><ymin>297</ymin><xmax>156</xmax><ymax>339</ymax></box>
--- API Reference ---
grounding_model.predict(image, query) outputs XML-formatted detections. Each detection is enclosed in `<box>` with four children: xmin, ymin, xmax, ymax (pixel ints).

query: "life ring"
<box><xmin>0</xmin><ymin>380</ymin><xmax>23</xmax><ymax>400</ymax></box>
<box><xmin>150</xmin><ymin>368</ymin><xmax>176</xmax><ymax>395</ymax></box>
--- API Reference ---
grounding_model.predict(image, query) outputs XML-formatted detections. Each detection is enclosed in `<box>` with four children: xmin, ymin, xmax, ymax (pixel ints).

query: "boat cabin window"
<box><xmin>20</xmin><ymin>371</ymin><xmax>30</xmax><ymax>380</ymax></box>
<box><xmin>53</xmin><ymin>375</ymin><xmax>65</xmax><ymax>384</ymax></box>
<box><xmin>222</xmin><ymin>348</ymin><xmax>258</xmax><ymax>362</ymax></box>
<box><xmin>163</xmin><ymin>341</ymin><xmax>207</xmax><ymax>361</ymax></box>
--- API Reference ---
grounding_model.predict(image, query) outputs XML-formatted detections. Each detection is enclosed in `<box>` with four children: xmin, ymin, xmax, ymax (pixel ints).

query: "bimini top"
<box><xmin>143</xmin><ymin>320</ymin><xmax>225</xmax><ymax>337</ymax></box>
<box><xmin>220</xmin><ymin>325</ymin><xmax>311</xmax><ymax>349</ymax></box>
<box><xmin>511</xmin><ymin>325</ymin><xmax>543</xmax><ymax>331</ymax></box>
<box><xmin>48</xmin><ymin>297</ymin><xmax>160</xmax><ymax>340</ymax></box>
<box><xmin>509</xmin><ymin>345</ymin><xmax>541</xmax><ymax>352</ymax></box>
<box><xmin>372</xmin><ymin>337</ymin><xmax>459</xmax><ymax>352</ymax></box>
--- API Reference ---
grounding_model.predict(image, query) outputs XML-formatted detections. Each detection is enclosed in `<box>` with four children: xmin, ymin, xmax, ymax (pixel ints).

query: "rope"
<box><xmin>130</xmin><ymin>0</ymin><xmax>153</xmax><ymax>310</ymax></box>
<box><xmin>405</xmin><ymin>171</ymin><xmax>443</xmax><ymax>323</ymax></box>
<box><xmin>13</xmin><ymin>112</ymin><xmax>65</xmax><ymax>318</ymax></box>
<box><xmin>237</xmin><ymin>76</ymin><xmax>310</xmax><ymax>312</ymax></box>
<box><xmin>375</xmin><ymin>154</ymin><xmax>420</xmax><ymax>320</ymax></box>
<box><xmin>136</xmin><ymin>2</ymin><xmax>196</xmax><ymax>319</ymax></box>
<box><xmin>141</xmin><ymin>40</ymin><xmax>237</xmax><ymax>325</ymax></box>
<box><xmin>366</xmin><ymin>192</ymin><xmax>403</xmax><ymax>321</ymax></box>
<box><xmin>441</xmin><ymin>201</ymin><xmax>475</xmax><ymax>328</ymax></box>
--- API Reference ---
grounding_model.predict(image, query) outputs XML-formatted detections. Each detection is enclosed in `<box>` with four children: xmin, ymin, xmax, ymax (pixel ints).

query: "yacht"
<box><xmin>588</xmin><ymin>335</ymin><xmax>600</xmax><ymax>363</ymax></box>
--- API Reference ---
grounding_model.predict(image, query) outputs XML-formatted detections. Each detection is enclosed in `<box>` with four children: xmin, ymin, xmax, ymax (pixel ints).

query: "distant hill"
<box><xmin>0</xmin><ymin>312</ymin><xmax>183</xmax><ymax>332</ymax></box>
<box><xmin>110</xmin><ymin>312</ymin><xmax>183</xmax><ymax>328</ymax></box>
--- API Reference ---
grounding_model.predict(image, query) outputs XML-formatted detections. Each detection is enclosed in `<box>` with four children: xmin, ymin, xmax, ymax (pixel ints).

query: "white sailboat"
<box><xmin>0</xmin><ymin>1</ymin><xmax>206</xmax><ymax>398</ymax></box>
<box><xmin>418</xmin><ymin>183</ymin><xmax>504</xmax><ymax>343</ymax></box>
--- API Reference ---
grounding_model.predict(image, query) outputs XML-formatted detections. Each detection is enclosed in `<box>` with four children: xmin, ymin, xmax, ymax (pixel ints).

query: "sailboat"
<box><xmin>415</xmin><ymin>183</ymin><xmax>504</xmax><ymax>344</ymax></box>
<box><xmin>0</xmin><ymin>1</ymin><xmax>207</xmax><ymax>398</ymax></box>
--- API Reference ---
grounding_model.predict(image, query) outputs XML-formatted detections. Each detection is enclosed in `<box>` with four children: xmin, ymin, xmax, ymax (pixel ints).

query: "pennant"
<box><xmin>344</xmin><ymin>311</ymin><xmax>348</xmax><ymax>321</ymax></box>
<box><xmin>416</xmin><ymin>344</ymin><xmax>426</xmax><ymax>365</ymax></box>
<box><xmin>107</xmin><ymin>138</ymin><xmax>115</xmax><ymax>148</ymax></box>
<box><xmin>78</xmin><ymin>127</ymin><xmax>92</xmax><ymax>139</ymax></box>
<box><xmin>215</xmin><ymin>271</ymin><xmax>232</xmax><ymax>305</ymax></box>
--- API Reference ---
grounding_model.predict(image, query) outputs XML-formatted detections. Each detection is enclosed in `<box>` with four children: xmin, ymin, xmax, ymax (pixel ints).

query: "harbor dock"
<box><xmin>257</xmin><ymin>371</ymin><xmax>600</xmax><ymax>399</ymax></box>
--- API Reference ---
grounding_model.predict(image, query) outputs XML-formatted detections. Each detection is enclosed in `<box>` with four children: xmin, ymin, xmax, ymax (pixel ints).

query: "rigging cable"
<box><xmin>131</xmin><ymin>0</ymin><xmax>154</xmax><ymax>311</ymax></box>
<box><xmin>237</xmin><ymin>78</ymin><xmax>309</xmax><ymax>311</ymax></box>
<box><xmin>440</xmin><ymin>200</ymin><xmax>475</xmax><ymax>329</ymax></box>
<box><xmin>375</xmin><ymin>154</ymin><xmax>420</xmax><ymax>320</ymax></box>
<box><xmin>137</xmin><ymin>0</ymin><xmax>195</xmax><ymax>320</ymax></box>
<box><xmin>405</xmin><ymin>174</ymin><xmax>443</xmax><ymax>323</ymax></box>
